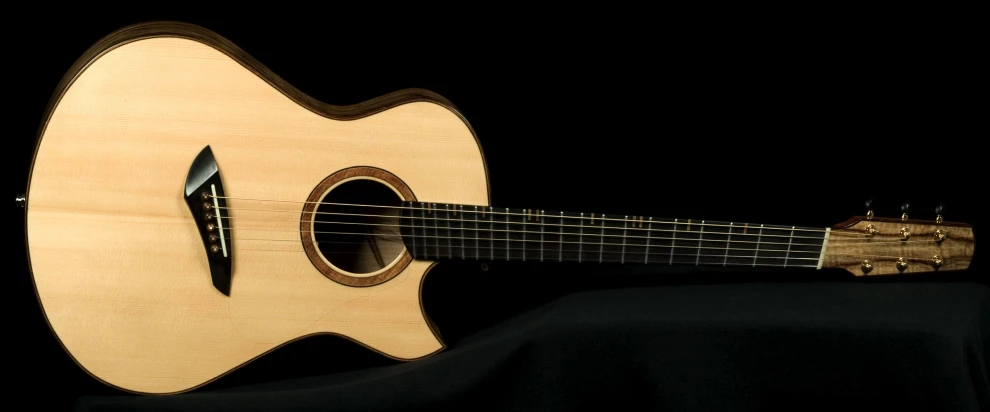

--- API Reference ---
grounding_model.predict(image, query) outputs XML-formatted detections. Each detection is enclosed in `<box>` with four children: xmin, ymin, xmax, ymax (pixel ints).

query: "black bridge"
<box><xmin>184</xmin><ymin>146</ymin><xmax>233</xmax><ymax>296</ymax></box>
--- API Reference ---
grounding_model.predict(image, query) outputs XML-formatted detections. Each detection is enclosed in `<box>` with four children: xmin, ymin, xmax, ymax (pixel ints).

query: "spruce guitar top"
<box><xmin>21</xmin><ymin>22</ymin><xmax>975</xmax><ymax>394</ymax></box>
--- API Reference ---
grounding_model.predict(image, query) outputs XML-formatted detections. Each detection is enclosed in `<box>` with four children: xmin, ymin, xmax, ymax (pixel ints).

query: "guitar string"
<box><xmin>209</xmin><ymin>196</ymin><xmax>830</xmax><ymax>233</ymax></box>
<box><xmin>215</xmin><ymin>214</ymin><xmax>928</xmax><ymax>246</ymax></box>
<box><xmin>230</xmin><ymin>225</ymin><xmax>915</xmax><ymax>246</ymax></box>
<box><xmin>230</xmin><ymin>245</ymin><xmax>823</xmax><ymax>268</ymax></box>
<box><xmin>224</xmin><ymin>229</ymin><xmax>942</xmax><ymax>260</ymax></box>
<box><xmin>235</xmin><ymin>231</ymin><xmax>821</xmax><ymax>258</ymax></box>
<box><xmin>213</xmin><ymin>205</ymin><xmax>933</xmax><ymax>244</ymax></box>
<box><xmin>225</xmin><ymin>240</ymin><xmax>941</xmax><ymax>265</ymax></box>
<box><xmin>219</xmin><ymin>216</ymin><xmax>824</xmax><ymax>246</ymax></box>
<box><xmin>237</xmin><ymin>237</ymin><xmax>943</xmax><ymax>262</ymax></box>
<box><xmin>213</xmin><ymin>206</ymin><xmax>831</xmax><ymax>241</ymax></box>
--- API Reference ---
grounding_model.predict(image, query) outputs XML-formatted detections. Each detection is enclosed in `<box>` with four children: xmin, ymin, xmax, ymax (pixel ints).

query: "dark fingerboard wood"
<box><xmin>399</xmin><ymin>202</ymin><xmax>827</xmax><ymax>269</ymax></box>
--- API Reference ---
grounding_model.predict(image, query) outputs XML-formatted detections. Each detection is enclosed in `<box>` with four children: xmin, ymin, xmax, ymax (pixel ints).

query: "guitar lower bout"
<box><xmin>26</xmin><ymin>22</ymin><xmax>490</xmax><ymax>394</ymax></box>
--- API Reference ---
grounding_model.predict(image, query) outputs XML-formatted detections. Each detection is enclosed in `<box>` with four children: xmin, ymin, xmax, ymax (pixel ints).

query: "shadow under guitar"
<box><xmin>113</xmin><ymin>259</ymin><xmax>979</xmax><ymax>395</ymax></box>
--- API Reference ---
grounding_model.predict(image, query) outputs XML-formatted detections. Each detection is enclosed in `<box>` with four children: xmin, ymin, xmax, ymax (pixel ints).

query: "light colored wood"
<box><xmin>27</xmin><ymin>37</ymin><xmax>488</xmax><ymax>394</ymax></box>
<box><xmin>822</xmin><ymin>217</ymin><xmax>974</xmax><ymax>276</ymax></box>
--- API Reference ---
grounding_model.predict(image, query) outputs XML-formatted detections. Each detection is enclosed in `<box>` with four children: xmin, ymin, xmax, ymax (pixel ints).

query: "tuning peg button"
<box><xmin>901</xmin><ymin>201</ymin><xmax>910</xmax><ymax>221</ymax></box>
<box><xmin>935</xmin><ymin>202</ymin><xmax>944</xmax><ymax>224</ymax></box>
<box><xmin>865</xmin><ymin>197</ymin><xmax>874</xmax><ymax>220</ymax></box>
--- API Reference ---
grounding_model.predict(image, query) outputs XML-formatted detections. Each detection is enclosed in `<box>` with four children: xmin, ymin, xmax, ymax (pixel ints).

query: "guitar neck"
<box><xmin>398</xmin><ymin>202</ymin><xmax>829</xmax><ymax>269</ymax></box>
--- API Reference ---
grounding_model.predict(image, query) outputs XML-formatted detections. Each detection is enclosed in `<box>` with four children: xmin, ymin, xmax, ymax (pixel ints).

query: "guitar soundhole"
<box><xmin>301</xmin><ymin>167</ymin><xmax>415</xmax><ymax>287</ymax></box>
<box><xmin>314</xmin><ymin>179</ymin><xmax>405</xmax><ymax>275</ymax></box>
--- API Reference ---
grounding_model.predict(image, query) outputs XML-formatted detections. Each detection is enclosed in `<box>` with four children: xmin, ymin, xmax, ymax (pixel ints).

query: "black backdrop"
<box><xmin>10</xmin><ymin>15</ymin><xmax>983</xmax><ymax>411</ymax></box>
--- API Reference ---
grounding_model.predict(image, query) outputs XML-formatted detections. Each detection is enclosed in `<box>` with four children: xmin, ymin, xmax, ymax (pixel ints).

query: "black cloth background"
<box><xmin>9</xmin><ymin>13</ymin><xmax>985</xmax><ymax>412</ymax></box>
<box><xmin>73</xmin><ymin>274</ymin><xmax>990</xmax><ymax>412</ymax></box>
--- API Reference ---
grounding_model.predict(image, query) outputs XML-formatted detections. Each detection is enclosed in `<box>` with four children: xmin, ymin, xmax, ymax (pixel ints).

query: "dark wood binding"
<box><xmin>301</xmin><ymin>167</ymin><xmax>416</xmax><ymax>287</ymax></box>
<box><xmin>24</xmin><ymin>21</ymin><xmax>481</xmax><ymax>395</ymax></box>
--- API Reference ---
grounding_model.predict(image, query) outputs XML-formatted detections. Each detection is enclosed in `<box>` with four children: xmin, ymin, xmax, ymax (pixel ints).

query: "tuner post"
<box><xmin>935</xmin><ymin>202</ymin><xmax>944</xmax><ymax>224</ymax></box>
<box><xmin>865</xmin><ymin>198</ymin><xmax>874</xmax><ymax>220</ymax></box>
<box><xmin>934</xmin><ymin>229</ymin><xmax>945</xmax><ymax>243</ymax></box>
<box><xmin>900</xmin><ymin>201</ymin><xmax>910</xmax><ymax>221</ymax></box>
<box><xmin>896</xmin><ymin>257</ymin><xmax>908</xmax><ymax>272</ymax></box>
<box><xmin>865</xmin><ymin>224</ymin><xmax>877</xmax><ymax>236</ymax></box>
<box><xmin>15</xmin><ymin>193</ymin><xmax>25</xmax><ymax>208</ymax></box>
<box><xmin>861</xmin><ymin>260</ymin><xmax>873</xmax><ymax>274</ymax></box>
<box><xmin>931</xmin><ymin>255</ymin><xmax>943</xmax><ymax>269</ymax></box>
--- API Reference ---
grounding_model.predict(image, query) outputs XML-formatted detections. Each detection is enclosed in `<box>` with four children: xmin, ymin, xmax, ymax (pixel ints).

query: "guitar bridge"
<box><xmin>183</xmin><ymin>146</ymin><xmax>233</xmax><ymax>296</ymax></box>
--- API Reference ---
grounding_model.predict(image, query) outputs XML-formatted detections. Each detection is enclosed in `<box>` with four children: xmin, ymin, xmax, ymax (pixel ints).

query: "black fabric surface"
<box><xmin>74</xmin><ymin>281</ymin><xmax>990</xmax><ymax>412</ymax></box>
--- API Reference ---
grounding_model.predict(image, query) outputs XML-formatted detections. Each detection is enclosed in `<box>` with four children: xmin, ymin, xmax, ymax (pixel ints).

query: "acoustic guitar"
<box><xmin>21</xmin><ymin>22</ymin><xmax>975</xmax><ymax>395</ymax></box>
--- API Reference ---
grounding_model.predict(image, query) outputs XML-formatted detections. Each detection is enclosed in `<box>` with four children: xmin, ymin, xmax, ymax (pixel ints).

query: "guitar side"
<box><xmin>25</xmin><ymin>22</ymin><xmax>490</xmax><ymax>394</ymax></box>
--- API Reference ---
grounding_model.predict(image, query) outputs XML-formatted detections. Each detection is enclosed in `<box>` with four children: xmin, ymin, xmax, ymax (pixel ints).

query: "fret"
<box><xmin>723</xmin><ymin>222</ymin><xmax>758</xmax><ymax>266</ymax></box>
<box><xmin>415</xmin><ymin>202</ymin><xmax>423</xmax><ymax>259</ymax></box>
<box><xmin>598</xmin><ymin>215</ymin><xmax>605</xmax><ymax>263</ymax></box>
<box><xmin>443</xmin><ymin>204</ymin><xmax>452</xmax><ymax>259</ymax></box>
<box><xmin>644</xmin><ymin>217</ymin><xmax>653</xmax><ymax>264</ymax></box>
<box><xmin>599</xmin><ymin>214</ymin><xmax>625</xmax><ymax>264</ymax></box>
<box><xmin>669</xmin><ymin>219</ymin><xmax>677</xmax><ymax>265</ymax></box>
<box><xmin>560</xmin><ymin>211</ymin><xmax>582</xmax><ymax>262</ymax></box>
<box><xmin>671</xmin><ymin>219</ymin><xmax>701</xmax><ymax>266</ymax></box>
<box><xmin>398</xmin><ymin>201</ymin><xmax>414</xmax><ymax>258</ymax></box>
<box><xmin>507</xmin><ymin>207</ymin><xmax>528</xmax><ymax>262</ymax></box>
<box><xmin>623</xmin><ymin>216</ymin><xmax>648</xmax><ymax>264</ymax></box>
<box><xmin>473</xmin><ymin>206</ymin><xmax>483</xmax><ymax>260</ymax></box>
<box><xmin>424</xmin><ymin>203</ymin><xmax>434</xmax><ymax>259</ymax></box>
<box><xmin>489</xmin><ymin>207</ymin><xmax>497</xmax><ymax>260</ymax></box>
<box><xmin>429</xmin><ymin>203</ymin><xmax>439</xmax><ymax>258</ymax></box>
<box><xmin>475</xmin><ymin>206</ymin><xmax>490</xmax><ymax>261</ymax></box>
<box><xmin>558</xmin><ymin>211</ymin><xmax>564</xmax><ymax>262</ymax></box>
<box><xmin>695</xmin><ymin>221</ymin><xmax>705</xmax><ymax>266</ymax></box>
<box><xmin>521</xmin><ymin>209</ymin><xmax>528</xmax><ymax>262</ymax></box>
<box><xmin>578</xmin><ymin>213</ymin><xmax>584</xmax><ymax>263</ymax></box>
<box><xmin>581</xmin><ymin>212</ymin><xmax>603</xmax><ymax>263</ymax></box>
<box><xmin>439</xmin><ymin>204</ymin><xmax>447</xmax><ymax>258</ymax></box>
<box><xmin>523</xmin><ymin>208</ymin><xmax>535</xmax><ymax>262</ymax></box>
<box><xmin>458</xmin><ymin>205</ymin><xmax>466</xmax><ymax>259</ymax></box>
<box><xmin>621</xmin><ymin>217</ymin><xmax>628</xmax><ymax>264</ymax></box>
<box><xmin>723</xmin><ymin>223</ymin><xmax>733</xmax><ymax>266</ymax></box>
<box><xmin>784</xmin><ymin>226</ymin><xmax>795</xmax><ymax>267</ymax></box>
<box><xmin>504</xmin><ymin>208</ymin><xmax>511</xmax><ymax>261</ymax></box>
<box><xmin>753</xmin><ymin>224</ymin><xmax>763</xmax><ymax>267</ymax></box>
<box><xmin>592</xmin><ymin>215</ymin><xmax>608</xmax><ymax>263</ymax></box>
<box><xmin>410</xmin><ymin>202</ymin><xmax>418</xmax><ymax>258</ymax></box>
<box><xmin>539</xmin><ymin>210</ymin><xmax>545</xmax><ymax>262</ymax></box>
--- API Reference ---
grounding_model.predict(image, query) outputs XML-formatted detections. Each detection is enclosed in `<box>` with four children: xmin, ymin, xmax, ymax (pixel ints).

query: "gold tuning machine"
<box><xmin>865</xmin><ymin>224</ymin><xmax>877</xmax><ymax>236</ymax></box>
<box><xmin>934</xmin><ymin>229</ymin><xmax>945</xmax><ymax>243</ymax></box>
<box><xmin>861</xmin><ymin>260</ymin><xmax>873</xmax><ymax>274</ymax></box>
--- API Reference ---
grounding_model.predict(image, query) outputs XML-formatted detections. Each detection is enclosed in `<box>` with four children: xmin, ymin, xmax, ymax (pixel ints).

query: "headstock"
<box><xmin>821</xmin><ymin>201</ymin><xmax>975</xmax><ymax>276</ymax></box>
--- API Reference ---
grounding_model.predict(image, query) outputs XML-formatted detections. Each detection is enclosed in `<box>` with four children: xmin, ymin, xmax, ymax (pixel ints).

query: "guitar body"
<box><xmin>26</xmin><ymin>23</ymin><xmax>489</xmax><ymax>394</ymax></box>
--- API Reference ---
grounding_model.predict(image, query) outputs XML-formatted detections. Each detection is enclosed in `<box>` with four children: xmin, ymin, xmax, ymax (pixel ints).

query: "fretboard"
<box><xmin>398</xmin><ymin>202</ymin><xmax>829</xmax><ymax>269</ymax></box>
